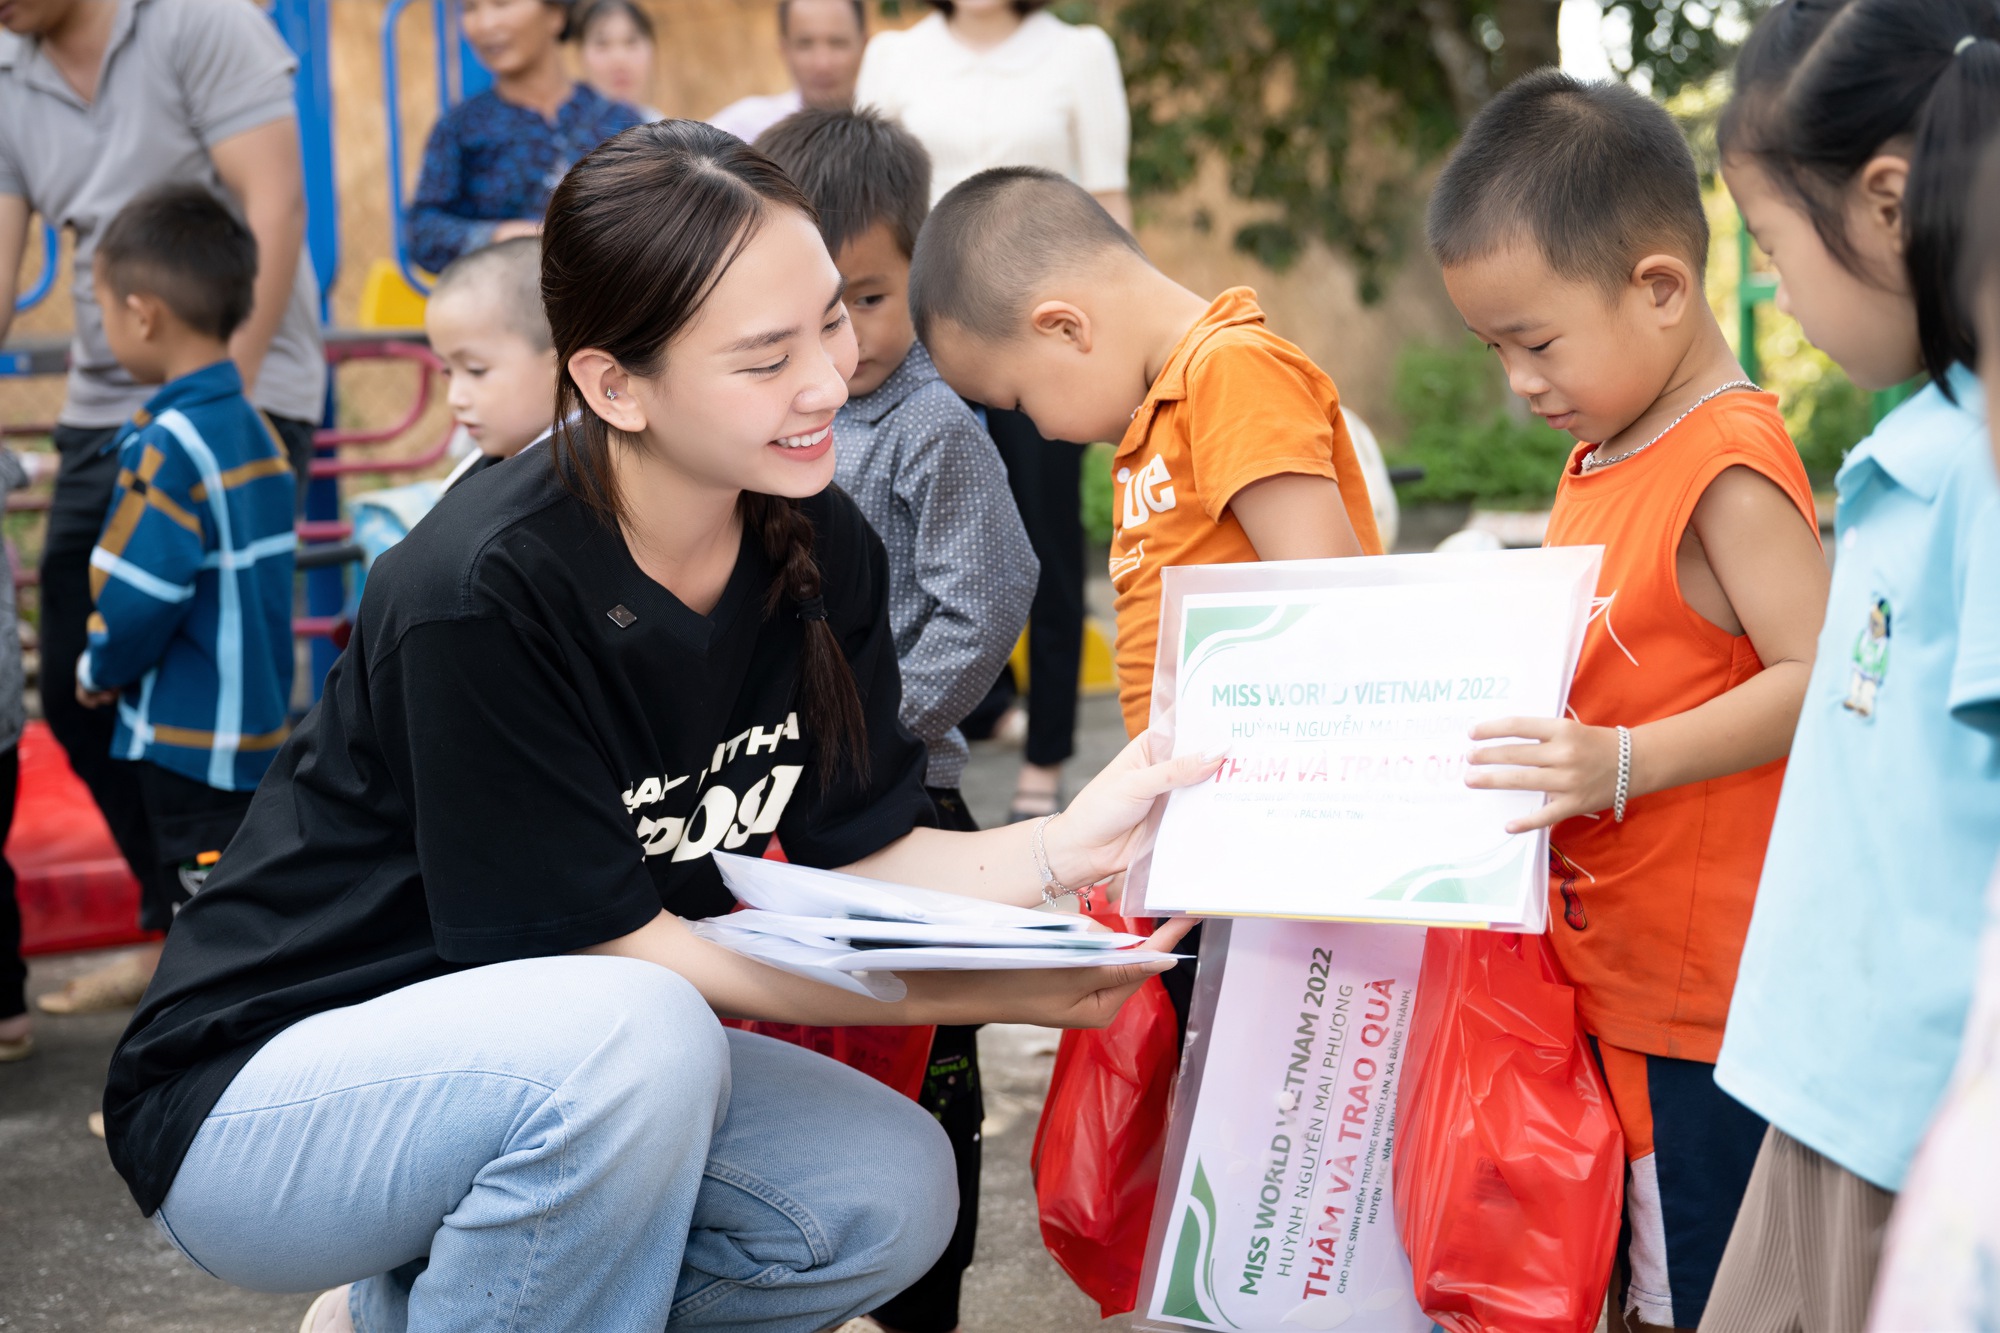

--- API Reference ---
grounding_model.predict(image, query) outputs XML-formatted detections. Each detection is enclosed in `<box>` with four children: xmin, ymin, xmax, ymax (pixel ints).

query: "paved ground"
<box><xmin>0</xmin><ymin>690</ymin><xmax>1137</xmax><ymax>1333</ymax></box>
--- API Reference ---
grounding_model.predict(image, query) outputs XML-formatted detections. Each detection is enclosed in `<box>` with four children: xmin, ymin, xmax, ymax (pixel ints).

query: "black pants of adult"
<box><xmin>0</xmin><ymin>745</ymin><xmax>25</xmax><ymax>1020</ymax></box>
<box><xmin>873</xmin><ymin>787</ymin><xmax>985</xmax><ymax>1333</ymax></box>
<box><xmin>985</xmin><ymin>408</ymin><xmax>1083</xmax><ymax>769</ymax></box>
<box><xmin>41</xmin><ymin>418</ymin><xmax>314</xmax><ymax>932</ymax></box>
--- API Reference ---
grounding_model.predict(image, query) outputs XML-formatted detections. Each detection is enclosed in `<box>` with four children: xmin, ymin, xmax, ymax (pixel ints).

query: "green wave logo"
<box><xmin>1369</xmin><ymin>839</ymin><xmax>1531</xmax><ymax>906</ymax></box>
<box><xmin>1182</xmin><ymin>603</ymin><xmax>1312</xmax><ymax>684</ymax></box>
<box><xmin>1160</xmin><ymin>1160</ymin><xmax>1237</xmax><ymax>1327</ymax></box>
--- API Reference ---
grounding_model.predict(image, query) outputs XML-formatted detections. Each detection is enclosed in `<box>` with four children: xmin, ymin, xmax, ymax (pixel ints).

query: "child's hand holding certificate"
<box><xmin>1124</xmin><ymin>547</ymin><xmax>1601</xmax><ymax>932</ymax></box>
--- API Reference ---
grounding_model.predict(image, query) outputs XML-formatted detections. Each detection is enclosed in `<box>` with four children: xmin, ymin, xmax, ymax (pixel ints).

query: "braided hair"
<box><xmin>541</xmin><ymin>119</ymin><xmax>867</xmax><ymax>782</ymax></box>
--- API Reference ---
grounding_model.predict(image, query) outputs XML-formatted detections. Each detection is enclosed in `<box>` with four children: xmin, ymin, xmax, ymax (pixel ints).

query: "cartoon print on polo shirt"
<box><xmin>622</xmin><ymin>712</ymin><xmax>805</xmax><ymax>861</ymax></box>
<box><xmin>1843</xmin><ymin>597</ymin><xmax>1891</xmax><ymax>719</ymax></box>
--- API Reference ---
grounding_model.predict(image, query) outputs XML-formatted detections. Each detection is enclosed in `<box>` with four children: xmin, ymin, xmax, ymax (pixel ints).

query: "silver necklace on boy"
<box><xmin>1579</xmin><ymin>378</ymin><xmax>1760</xmax><ymax>472</ymax></box>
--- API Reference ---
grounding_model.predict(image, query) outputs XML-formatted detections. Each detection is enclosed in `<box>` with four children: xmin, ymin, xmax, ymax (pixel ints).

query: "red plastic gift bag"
<box><xmin>1393</xmin><ymin>928</ymin><xmax>1624</xmax><ymax>1333</ymax></box>
<box><xmin>723</xmin><ymin>1019</ymin><xmax>935</xmax><ymax>1100</ymax></box>
<box><xmin>1030</xmin><ymin>908</ymin><xmax>1180</xmax><ymax>1318</ymax></box>
<box><xmin>721</xmin><ymin>838</ymin><xmax>935</xmax><ymax>1100</ymax></box>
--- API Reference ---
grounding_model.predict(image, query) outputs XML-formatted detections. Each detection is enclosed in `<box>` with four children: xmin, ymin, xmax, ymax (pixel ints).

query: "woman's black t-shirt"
<box><xmin>103</xmin><ymin>449</ymin><xmax>936</xmax><ymax>1214</ymax></box>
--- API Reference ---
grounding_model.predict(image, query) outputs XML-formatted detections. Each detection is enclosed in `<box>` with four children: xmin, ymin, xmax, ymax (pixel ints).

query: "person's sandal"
<box><xmin>0</xmin><ymin>1031</ymin><xmax>32</xmax><ymax>1062</ymax></box>
<box><xmin>299</xmin><ymin>1285</ymin><xmax>354</xmax><ymax>1333</ymax></box>
<box><xmin>35</xmin><ymin>955</ymin><xmax>152</xmax><ymax>1015</ymax></box>
<box><xmin>1008</xmin><ymin>788</ymin><xmax>1062</xmax><ymax>823</ymax></box>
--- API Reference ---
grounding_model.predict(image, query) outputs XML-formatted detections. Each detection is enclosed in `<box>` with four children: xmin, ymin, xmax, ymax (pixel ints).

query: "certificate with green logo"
<box><xmin>1125</xmin><ymin>548</ymin><xmax>1600</xmax><ymax>931</ymax></box>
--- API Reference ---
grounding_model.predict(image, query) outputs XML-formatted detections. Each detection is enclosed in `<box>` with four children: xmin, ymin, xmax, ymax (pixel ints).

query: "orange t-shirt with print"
<box><xmin>1544</xmin><ymin>388</ymin><xmax>1819</xmax><ymax>1063</ymax></box>
<box><xmin>1109</xmin><ymin>288</ymin><xmax>1383</xmax><ymax>737</ymax></box>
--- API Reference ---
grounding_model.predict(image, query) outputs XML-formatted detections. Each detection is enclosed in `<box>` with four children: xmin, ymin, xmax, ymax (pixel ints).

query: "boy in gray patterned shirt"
<box><xmin>758</xmin><ymin>108</ymin><xmax>1036</xmax><ymax>820</ymax></box>
<box><xmin>757</xmin><ymin>107</ymin><xmax>1036</xmax><ymax>1333</ymax></box>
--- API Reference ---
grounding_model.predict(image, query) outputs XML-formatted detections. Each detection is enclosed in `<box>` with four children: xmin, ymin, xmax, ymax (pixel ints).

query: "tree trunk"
<box><xmin>1494</xmin><ymin>0</ymin><xmax>1562</xmax><ymax>86</ymax></box>
<box><xmin>1417</xmin><ymin>0</ymin><xmax>1491</xmax><ymax>122</ymax></box>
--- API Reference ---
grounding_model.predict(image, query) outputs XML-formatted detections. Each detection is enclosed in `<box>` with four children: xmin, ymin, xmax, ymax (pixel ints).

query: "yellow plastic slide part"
<box><xmin>358</xmin><ymin>259</ymin><xmax>428</xmax><ymax>329</ymax></box>
<box><xmin>1009</xmin><ymin>618</ymin><xmax>1117</xmax><ymax>696</ymax></box>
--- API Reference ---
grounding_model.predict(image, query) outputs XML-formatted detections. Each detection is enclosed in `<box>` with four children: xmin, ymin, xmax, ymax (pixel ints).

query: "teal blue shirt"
<box><xmin>1715</xmin><ymin>367</ymin><xmax>2000</xmax><ymax>1190</ymax></box>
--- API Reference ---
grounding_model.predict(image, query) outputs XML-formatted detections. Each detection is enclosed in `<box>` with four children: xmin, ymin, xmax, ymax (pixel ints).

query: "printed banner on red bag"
<box><xmin>1135</xmin><ymin>920</ymin><xmax>1429</xmax><ymax>1332</ymax></box>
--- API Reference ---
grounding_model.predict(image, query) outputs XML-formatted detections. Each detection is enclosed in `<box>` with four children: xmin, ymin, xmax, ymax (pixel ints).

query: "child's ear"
<box><xmin>568</xmin><ymin>349</ymin><xmax>648</xmax><ymax>434</ymax></box>
<box><xmin>1856</xmin><ymin>153</ymin><xmax>1909</xmax><ymax>259</ymax></box>
<box><xmin>1630</xmin><ymin>253</ymin><xmax>1697</xmax><ymax>327</ymax></box>
<box><xmin>1028</xmin><ymin>300</ymin><xmax>1094</xmax><ymax>354</ymax></box>
<box><xmin>128</xmin><ymin>292</ymin><xmax>164</xmax><ymax>342</ymax></box>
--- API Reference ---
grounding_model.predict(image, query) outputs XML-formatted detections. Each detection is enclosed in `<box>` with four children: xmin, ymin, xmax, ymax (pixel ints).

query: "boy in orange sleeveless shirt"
<box><xmin>906</xmin><ymin>166</ymin><xmax>1384</xmax><ymax>739</ymax></box>
<box><xmin>1430</xmin><ymin>73</ymin><xmax>1829</xmax><ymax>1332</ymax></box>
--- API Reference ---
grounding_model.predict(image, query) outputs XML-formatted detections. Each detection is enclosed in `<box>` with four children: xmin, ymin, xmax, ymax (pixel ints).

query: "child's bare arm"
<box><xmin>1230</xmin><ymin>473</ymin><xmax>1366</xmax><ymax>561</ymax></box>
<box><xmin>1466</xmin><ymin>465</ymin><xmax>1828</xmax><ymax>833</ymax></box>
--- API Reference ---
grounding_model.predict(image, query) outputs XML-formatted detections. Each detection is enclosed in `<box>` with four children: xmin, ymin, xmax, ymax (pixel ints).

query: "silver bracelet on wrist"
<box><xmin>1032</xmin><ymin>814</ymin><xmax>1093</xmax><ymax>911</ymax></box>
<box><xmin>1613</xmin><ymin>725</ymin><xmax>1632</xmax><ymax>823</ymax></box>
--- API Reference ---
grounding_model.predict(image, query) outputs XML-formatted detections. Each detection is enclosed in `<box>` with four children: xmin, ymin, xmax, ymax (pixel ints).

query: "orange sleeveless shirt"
<box><xmin>1543</xmin><ymin>390</ymin><xmax>1819</xmax><ymax>1062</ymax></box>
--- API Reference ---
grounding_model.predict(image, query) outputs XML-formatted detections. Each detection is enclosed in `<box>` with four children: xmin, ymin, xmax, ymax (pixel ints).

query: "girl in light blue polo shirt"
<box><xmin>1869</xmin><ymin>137</ymin><xmax>2000</xmax><ymax>1331</ymax></box>
<box><xmin>1706</xmin><ymin>1</ymin><xmax>2000</xmax><ymax>1327</ymax></box>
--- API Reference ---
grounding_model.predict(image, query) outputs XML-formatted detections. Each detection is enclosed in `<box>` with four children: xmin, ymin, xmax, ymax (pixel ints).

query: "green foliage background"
<box><xmin>1387</xmin><ymin>339</ymin><xmax>1577</xmax><ymax>505</ymax></box>
<box><xmin>1109</xmin><ymin>0</ymin><xmax>1771</xmax><ymax>298</ymax></box>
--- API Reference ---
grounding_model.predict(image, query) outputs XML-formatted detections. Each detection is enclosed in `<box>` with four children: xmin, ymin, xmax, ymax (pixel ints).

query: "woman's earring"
<box><xmin>605</xmin><ymin>388</ymin><xmax>618</xmax><ymax>400</ymax></box>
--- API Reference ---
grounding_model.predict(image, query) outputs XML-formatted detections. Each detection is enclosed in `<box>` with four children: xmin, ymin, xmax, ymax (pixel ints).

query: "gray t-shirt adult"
<box><xmin>0</xmin><ymin>0</ymin><xmax>326</xmax><ymax>429</ymax></box>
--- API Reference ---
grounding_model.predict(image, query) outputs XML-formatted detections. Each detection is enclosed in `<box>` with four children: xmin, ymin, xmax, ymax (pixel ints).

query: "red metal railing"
<box><xmin>1</xmin><ymin>335</ymin><xmax>455</xmax><ymax>641</ymax></box>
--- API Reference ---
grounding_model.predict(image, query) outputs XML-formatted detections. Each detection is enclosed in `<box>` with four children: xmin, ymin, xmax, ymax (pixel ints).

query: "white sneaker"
<box><xmin>299</xmin><ymin>1285</ymin><xmax>354</xmax><ymax>1333</ymax></box>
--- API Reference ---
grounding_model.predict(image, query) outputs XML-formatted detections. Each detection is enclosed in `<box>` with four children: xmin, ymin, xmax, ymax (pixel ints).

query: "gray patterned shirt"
<box><xmin>834</xmin><ymin>341</ymin><xmax>1038</xmax><ymax>789</ymax></box>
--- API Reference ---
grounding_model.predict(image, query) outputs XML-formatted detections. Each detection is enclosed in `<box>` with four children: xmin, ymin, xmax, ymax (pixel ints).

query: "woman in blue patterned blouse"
<box><xmin>402</xmin><ymin>0</ymin><xmax>643</xmax><ymax>274</ymax></box>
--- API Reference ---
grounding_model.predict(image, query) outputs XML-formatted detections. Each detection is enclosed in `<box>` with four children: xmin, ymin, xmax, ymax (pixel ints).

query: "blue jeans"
<box><xmin>151</xmin><ymin>956</ymin><xmax>957</xmax><ymax>1331</ymax></box>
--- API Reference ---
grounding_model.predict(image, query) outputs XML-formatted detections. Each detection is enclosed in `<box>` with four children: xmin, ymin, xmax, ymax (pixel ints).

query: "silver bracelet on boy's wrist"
<box><xmin>1613</xmin><ymin>726</ymin><xmax>1632</xmax><ymax>823</ymax></box>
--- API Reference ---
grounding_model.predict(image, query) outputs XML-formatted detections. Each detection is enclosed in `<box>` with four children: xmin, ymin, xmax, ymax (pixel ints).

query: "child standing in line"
<box><xmin>908</xmin><ymin>166</ymin><xmax>1381</xmax><ymax>1065</ymax></box>
<box><xmin>1867</xmin><ymin>132</ymin><xmax>2000</xmax><ymax>1331</ymax></box>
<box><xmin>756</xmin><ymin>107</ymin><xmax>1038</xmax><ymax>1333</ymax></box>
<box><xmin>1697</xmin><ymin>3</ymin><xmax>2000</xmax><ymax>1326</ymax></box>
<box><xmin>350</xmin><ymin>239</ymin><xmax>559</xmax><ymax>595</ymax></box>
<box><xmin>74</xmin><ymin>184</ymin><xmax>298</xmax><ymax>948</ymax></box>
<box><xmin>908</xmin><ymin>166</ymin><xmax>1382</xmax><ymax>745</ymax></box>
<box><xmin>426</xmin><ymin>237</ymin><xmax>559</xmax><ymax>489</ymax></box>
<box><xmin>1430</xmin><ymin>72</ymin><xmax>1829</xmax><ymax>1333</ymax></box>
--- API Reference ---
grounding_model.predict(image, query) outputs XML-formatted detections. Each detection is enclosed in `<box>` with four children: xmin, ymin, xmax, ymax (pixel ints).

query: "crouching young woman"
<box><xmin>102</xmin><ymin>121</ymin><xmax>1211</xmax><ymax>1333</ymax></box>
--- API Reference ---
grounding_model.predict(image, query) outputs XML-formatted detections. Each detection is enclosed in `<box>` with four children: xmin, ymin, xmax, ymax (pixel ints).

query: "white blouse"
<box><xmin>855</xmin><ymin>11</ymin><xmax>1131</xmax><ymax>203</ymax></box>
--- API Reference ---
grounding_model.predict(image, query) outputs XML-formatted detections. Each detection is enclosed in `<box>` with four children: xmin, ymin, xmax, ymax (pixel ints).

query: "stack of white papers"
<box><xmin>698</xmin><ymin>853</ymin><xmax>1159</xmax><ymax>1000</ymax></box>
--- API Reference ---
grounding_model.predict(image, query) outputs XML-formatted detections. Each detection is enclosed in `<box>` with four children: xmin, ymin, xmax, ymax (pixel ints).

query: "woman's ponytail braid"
<box><xmin>743</xmin><ymin>492</ymin><xmax>869</xmax><ymax>787</ymax></box>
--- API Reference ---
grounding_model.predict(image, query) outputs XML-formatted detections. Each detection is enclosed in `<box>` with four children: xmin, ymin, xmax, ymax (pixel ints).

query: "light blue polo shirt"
<box><xmin>1715</xmin><ymin>366</ymin><xmax>2000</xmax><ymax>1191</ymax></box>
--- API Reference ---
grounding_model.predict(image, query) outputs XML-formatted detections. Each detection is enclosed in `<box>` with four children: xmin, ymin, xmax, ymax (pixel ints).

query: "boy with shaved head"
<box><xmin>911</xmin><ymin>166</ymin><xmax>1382</xmax><ymax>744</ymax></box>
<box><xmin>425</xmin><ymin>236</ymin><xmax>557</xmax><ymax>487</ymax></box>
<box><xmin>1428</xmin><ymin>71</ymin><xmax>1828</xmax><ymax>1331</ymax></box>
